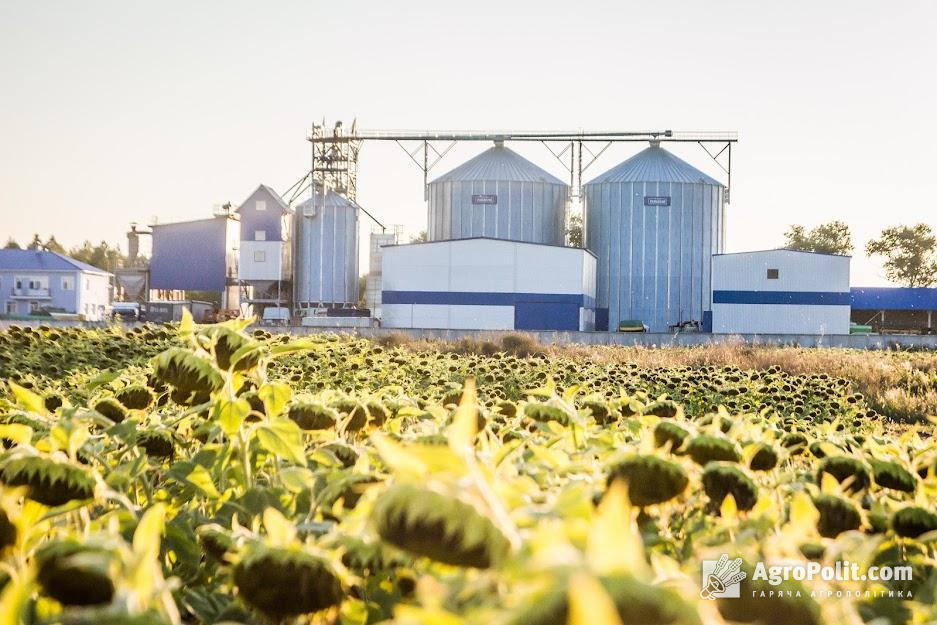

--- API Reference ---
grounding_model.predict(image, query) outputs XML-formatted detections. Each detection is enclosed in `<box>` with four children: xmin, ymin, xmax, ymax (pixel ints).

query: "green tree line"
<box><xmin>783</xmin><ymin>220</ymin><xmax>937</xmax><ymax>287</ymax></box>
<box><xmin>3</xmin><ymin>234</ymin><xmax>128</xmax><ymax>272</ymax></box>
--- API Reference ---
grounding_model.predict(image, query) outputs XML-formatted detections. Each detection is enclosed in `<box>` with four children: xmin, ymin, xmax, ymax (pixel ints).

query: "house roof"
<box><xmin>236</xmin><ymin>184</ymin><xmax>290</xmax><ymax>215</ymax></box>
<box><xmin>0</xmin><ymin>249</ymin><xmax>110</xmax><ymax>274</ymax></box>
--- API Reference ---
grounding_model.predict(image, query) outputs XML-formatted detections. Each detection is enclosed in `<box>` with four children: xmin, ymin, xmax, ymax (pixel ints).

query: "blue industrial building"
<box><xmin>149</xmin><ymin>216</ymin><xmax>238</xmax><ymax>294</ymax></box>
<box><xmin>0</xmin><ymin>249</ymin><xmax>111</xmax><ymax>320</ymax></box>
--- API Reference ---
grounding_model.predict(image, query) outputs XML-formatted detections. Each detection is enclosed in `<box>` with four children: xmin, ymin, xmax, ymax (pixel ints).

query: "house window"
<box><xmin>15</xmin><ymin>279</ymin><xmax>22</xmax><ymax>289</ymax></box>
<box><xmin>256</xmin><ymin>200</ymin><xmax>267</xmax><ymax>212</ymax></box>
<box><xmin>254</xmin><ymin>251</ymin><xmax>266</xmax><ymax>262</ymax></box>
<box><xmin>5</xmin><ymin>302</ymin><xmax>15</xmax><ymax>315</ymax></box>
<box><xmin>254</xmin><ymin>230</ymin><xmax>266</xmax><ymax>241</ymax></box>
<box><xmin>767</xmin><ymin>268</ymin><xmax>779</xmax><ymax>279</ymax></box>
<box><xmin>29</xmin><ymin>279</ymin><xmax>41</xmax><ymax>290</ymax></box>
<box><xmin>62</xmin><ymin>276</ymin><xmax>74</xmax><ymax>290</ymax></box>
<box><xmin>29</xmin><ymin>301</ymin><xmax>39</xmax><ymax>312</ymax></box>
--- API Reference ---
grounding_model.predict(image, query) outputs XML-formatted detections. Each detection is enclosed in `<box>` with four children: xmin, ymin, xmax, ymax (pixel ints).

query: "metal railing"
<box><xmin>10</xmin><ymin>287</ymin><xmax>51</xmax><ymax>297</ymax></box>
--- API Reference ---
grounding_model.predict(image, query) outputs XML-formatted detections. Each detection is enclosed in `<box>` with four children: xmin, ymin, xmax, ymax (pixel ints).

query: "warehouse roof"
<box><xmin>431</xmin><ymin>144</ymin><xmax>566</xmax><ymax>185</ymax></box>
<box><xmin>714</xmin><ymin>248</ymin><xmax>851</xmax><ymax>258</ymax></box>
<box><xmin>850</xmin><ymin>287</ymin><xmax>937</xmax><ymax>311</ymax></box>
<box><xmin>586</xmin><ymin>145</ymin><xmax>722</xmax><ymax>186</ymax></box>
<box><xmin>381</xmin><ymin>236</ymin><xmax>597</xmax><ymax>259</ymax></box>
<box><xmin>0</xmin><ymin>249</ymin><xmax>109</xmax><ymax>274</ymax></box>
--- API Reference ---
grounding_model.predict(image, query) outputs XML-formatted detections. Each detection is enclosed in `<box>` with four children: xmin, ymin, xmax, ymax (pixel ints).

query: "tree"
<box><xmin>3</xmin><ymin>238</ymin><xmax>20</xmax><ymax>249</ymax></box>
<box><xmin>865</xmin><ymin>223</ymin><xmax>937</xmax><ymax>287</ymax></box>
<box><xmin>44</xmin><ymin>236</ymin><xmax>66</xmax><ymax>254</ymax></box>
<box><xmin>410</xmin><ymin>230</ymin><xmax>427</xmax><ymax>243</ymax></box>
<box><xmin>68</xmin><ymin>240</ymin><xmax>125</xmax><ymax>272</ymax></box>
<box><xmin>783</xmin><ymin>221</ymin><xmax>853</xmax><ymax>255</ymax></box>
<box><xmin>26</xmin><ymin>234</ymin><xmax>42</xmax><ymax>250</ymax></box>
<box><xmin>567</xmin><ymin>213</ymin><xmax>583</xmax><ymax>248</ymax></box>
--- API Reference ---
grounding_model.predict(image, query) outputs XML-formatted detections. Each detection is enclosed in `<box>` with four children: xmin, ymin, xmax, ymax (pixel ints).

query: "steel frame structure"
<box><xmin>304</xmin><ymin>125</ymin><xmax>738</xmax><ymax>203</ymax></box>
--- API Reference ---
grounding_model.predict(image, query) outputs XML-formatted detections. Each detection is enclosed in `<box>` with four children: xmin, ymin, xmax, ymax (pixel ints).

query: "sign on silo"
<box><xmin>471</xmin><ymin>194</ymin><xmax>498</xmax><ymax>205</ymax></box>
<box><xmin>644</xmin><ymin>196</ymin><xmax>672</xmax><ymax>206</ymax></box>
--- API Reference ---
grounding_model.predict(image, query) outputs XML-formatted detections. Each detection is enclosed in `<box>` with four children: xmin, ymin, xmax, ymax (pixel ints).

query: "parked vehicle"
<box><xmin>261</xmin><ymin>307</ymin><xmax>291</xmax><ymax>326</ymax></box>
<box><xmin>618</xmin><ymin>319</ymin><xmax>648</xmax><ymax>333</ymax></box>
<box><xmin>111</xmin><ymin>302</ymin><xmax>145</xmax><ymax>322</ymax></box>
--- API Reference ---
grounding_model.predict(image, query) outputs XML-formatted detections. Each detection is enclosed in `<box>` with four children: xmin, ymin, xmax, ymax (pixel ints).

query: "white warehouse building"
<box><xmin>381</xmin><ymin>238</ymin><xmax>596</xmax><ymax>331</ymax></box>
<box><xmin>711</xmin><ymin>249</ymin><xmax>851</xmax><ymax>335</ymax></box>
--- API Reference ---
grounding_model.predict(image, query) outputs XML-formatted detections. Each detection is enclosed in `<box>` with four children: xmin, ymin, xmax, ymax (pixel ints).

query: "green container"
<box><xmin>618</xmin><ymin>320</ymin><xmax>646</xmax><ymax>333</ymax></box>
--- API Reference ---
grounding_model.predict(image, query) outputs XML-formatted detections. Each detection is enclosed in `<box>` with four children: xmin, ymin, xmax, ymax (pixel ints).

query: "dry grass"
<box><xmin>385</xmin><ymin>333</ymin><xmax>937</xmax><ymax>423</ymax></box>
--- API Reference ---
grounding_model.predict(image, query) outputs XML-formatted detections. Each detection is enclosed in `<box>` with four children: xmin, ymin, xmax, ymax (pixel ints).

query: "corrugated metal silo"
<box><xmin>583</xmin><ymin>142</ymin><xmax>726</xmax><ymax>332</ymax></box>
<box><xmin>294</xmin><ymin>190</ymin><xmax>359</xmax><ymax>307</ymax></box>
<box><xmin>427</xmin><ymin>141</ymin><xmax>568</xmax><ymax>245</ymax></box>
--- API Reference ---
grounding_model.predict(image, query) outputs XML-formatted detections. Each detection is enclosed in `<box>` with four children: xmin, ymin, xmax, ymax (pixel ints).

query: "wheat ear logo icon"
<box><xmin>700</xmin><ymin>554</ymin><xmax>747</xmax><ymax>600</ymax></box>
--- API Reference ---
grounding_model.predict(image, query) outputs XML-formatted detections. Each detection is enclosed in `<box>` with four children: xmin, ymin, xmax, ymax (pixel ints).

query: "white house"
<box><xmin>0</xmin><ymin>250</ymin><xmax>111</xmax><ymax>320</ymax></box>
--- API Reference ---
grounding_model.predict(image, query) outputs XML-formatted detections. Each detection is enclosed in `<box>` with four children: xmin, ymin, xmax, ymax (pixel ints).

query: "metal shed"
<box><xmin>712</xmin><ymin>249</ymin><xmax>851</xmax><ymax>334</ymax></box>
<box><xmin>850</xmin><ymin>287</ymin><xmax>937</xmax><ymax>334</ymax></box>
<box><xmin>583</xmin><ymin>143</ymin><xmax>726</xmax><ymax>332</ymax></box>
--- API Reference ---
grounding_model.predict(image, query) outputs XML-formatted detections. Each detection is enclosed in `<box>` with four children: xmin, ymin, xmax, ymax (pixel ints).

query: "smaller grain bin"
<box><xmin>293</xmin><ymin>190</ymin><xmax>359</xmax><ymax>308</ymax></box>
<box><xmin>427</xmin><ymin>141</ymin><xmax>568</xmax><ymax>245</ymax></box>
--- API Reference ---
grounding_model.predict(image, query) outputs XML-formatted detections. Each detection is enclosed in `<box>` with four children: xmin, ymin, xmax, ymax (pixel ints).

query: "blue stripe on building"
<box><xmin>382</xmin><ymin>290</ymin><xmax>595</xmax><ymax>308</ymax></box>
<box><xmin>514</xmin><ymin>302</ymin><xmax>580</xmax><ymax>331</ymax></box>
<box><xmin>382</xmin><ymin>290</ymin><xmax>593</xmax><ymax>332</ymax></box>
<box><xmin>712</xmin><ymin>291</ymin><xmax>851</xmax><ymax>306</ymax></box>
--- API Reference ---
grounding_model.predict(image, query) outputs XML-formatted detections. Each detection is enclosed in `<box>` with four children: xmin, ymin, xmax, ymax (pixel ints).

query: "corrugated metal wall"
<box><xmin>150</xmin><ymin>217</ymin><xmax>232</xmax><ymax>291</ymax></box>
<box><xmin>427</xmin><ymin>144</ymin><xmax>568</xmax><ymax>245</ymax></box>
<box><xmin>584</xmin><ymin>179</ymin><xmax>725</xmax><ymax>332</ymax></box>
<box><xmin>711</xmin><ymin>250</ymin><xmax>851</xmax><ymax>334</ymax></box>
<box><xmin>428</xmin><ymin>179</ymin><xmax>568</xmax><ymax>245</ymax></box>
<box><xmin>294</xmin><ymin>191</ymin><xmax>359</xmax><ymax>307</ymax></box>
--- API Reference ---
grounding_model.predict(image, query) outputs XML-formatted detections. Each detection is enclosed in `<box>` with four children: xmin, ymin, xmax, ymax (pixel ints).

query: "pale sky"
<box><xmin>1</xmin><ymin>0</ymin><xmax>935</xmax><ymax>286</ymax></box>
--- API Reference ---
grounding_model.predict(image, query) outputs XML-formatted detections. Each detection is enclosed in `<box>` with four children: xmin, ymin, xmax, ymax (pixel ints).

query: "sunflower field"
<box><xmin>1</xmin><ymin>315</ymin><xmax>936</xmax><ymax>625</ymax></box>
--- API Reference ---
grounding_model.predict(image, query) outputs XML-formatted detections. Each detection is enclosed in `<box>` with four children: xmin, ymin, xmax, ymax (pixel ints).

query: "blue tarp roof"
<box><xmin>850</xmin><ymin>287</ymin><xmax>937</xmax><ymax>310</ymax></box>
<box><xmin>0</xmin><ymin>249</ymin><xmax>108</xmax><ymax>274</ymax></box>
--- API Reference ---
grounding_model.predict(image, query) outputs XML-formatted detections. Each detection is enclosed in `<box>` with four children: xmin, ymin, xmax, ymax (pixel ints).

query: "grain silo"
<box><xmin>427</xmin><ymin>140</ymin><xmax>568</xmax><ymax>245</ymax></box>
<box><xmin>583</xmin><ymin>142</ymin><xmax>726</xmax><ymax>332</ymax></box>
<box><xmin>294</xmin><ymin>190</ymin><xmax>359</xmax><ymax>308</ymax></box>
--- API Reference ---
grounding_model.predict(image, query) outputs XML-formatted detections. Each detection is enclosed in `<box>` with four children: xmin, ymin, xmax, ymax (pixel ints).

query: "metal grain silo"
<box><xmin>427</xmin><ymin>140</ymin><xmax>568</xmax><ymax>245</ymax></box>
<box><xmin>583</xmin><ymin>142</ymin><xmax>726</xmax><ymax>332</ymax></box>
<box><xmin>294</xmin><ymin>190</ymin><xmax>359</xmax><ymax>308</ymax></box>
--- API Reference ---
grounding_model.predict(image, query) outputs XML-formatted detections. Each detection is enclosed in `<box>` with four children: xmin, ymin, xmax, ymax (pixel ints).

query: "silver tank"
<box><xmin>583</xmin><ymin>142</ymin><xmax>726</xmax><ymax>332</ymax></box>
<box><xmin>427</xmin><ymin>141</ymin><xmax>568</xmax><ymax>245</ymax></box>
<box><xmin>293</xmin><ymin>190</ymin><xmax>359</xmax><ymax>308</ymax></box>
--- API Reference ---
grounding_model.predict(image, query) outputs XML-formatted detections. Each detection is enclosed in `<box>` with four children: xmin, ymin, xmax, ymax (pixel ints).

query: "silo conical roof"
<box><xmin>431</xmin><ymin>144</ymin><xmax>565</xmax><ymax>185</ymax></box>
<box><xmin>296</xmin><ymin>190</ymin><xmax>362</xmax><ymax>211</ymax></box>
<box><xmin>586</xmin><ymin>145</ymin><xmax>722</xmax><ymax>186</ymax></box>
